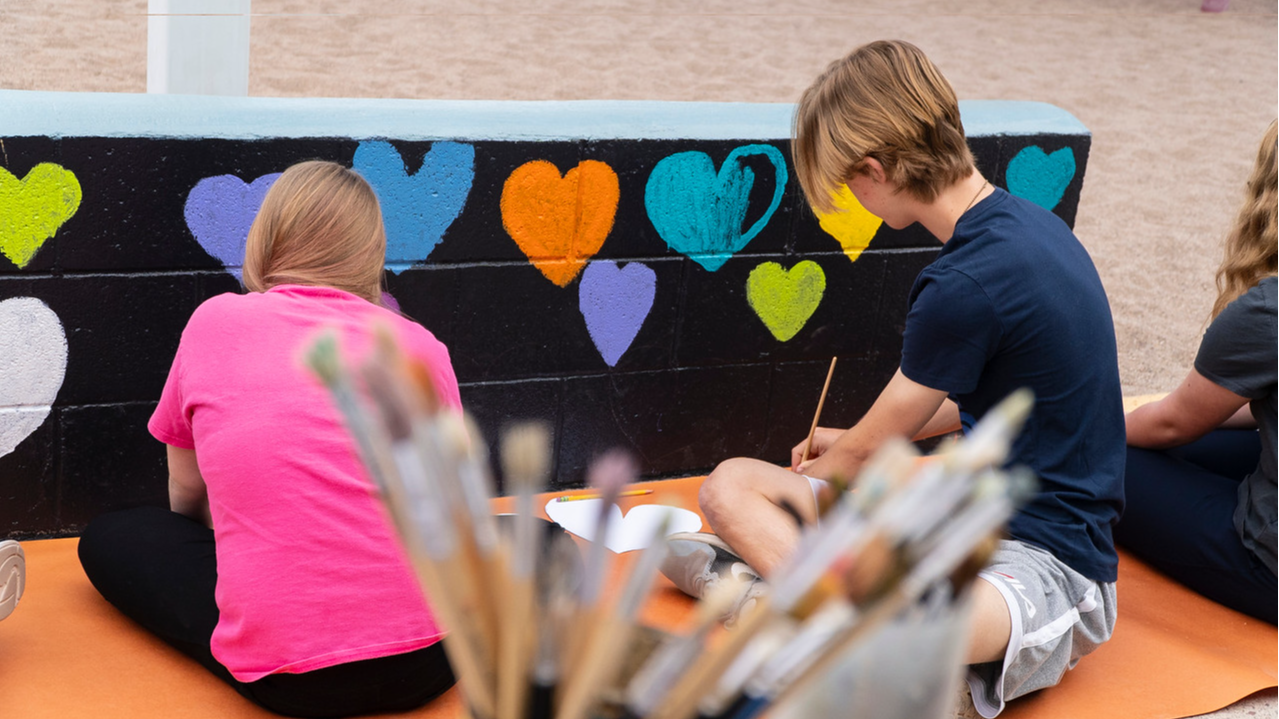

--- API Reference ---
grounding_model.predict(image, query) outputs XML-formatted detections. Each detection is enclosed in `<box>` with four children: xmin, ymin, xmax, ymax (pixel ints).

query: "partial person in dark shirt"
<box><xmin>659</xmin><ymin>40</ymin><xmax>1124</xmax><ymax>718</ymax></box>
<box><xmin>1117</xmin><ymin>119</ymin><xmax>1277</xmax><ymax>624</ymax></box>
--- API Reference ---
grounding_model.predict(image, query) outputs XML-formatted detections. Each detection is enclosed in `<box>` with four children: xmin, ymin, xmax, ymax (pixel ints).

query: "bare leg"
<box><xmin>698</xmin><ymin>458</ymin><xmax>819</xmax><ymax>578</ymax></box>
<box><xmin>965</xmin><ymin>577</ymin><xmax>1013</xmax><ymax>664</ymax></box>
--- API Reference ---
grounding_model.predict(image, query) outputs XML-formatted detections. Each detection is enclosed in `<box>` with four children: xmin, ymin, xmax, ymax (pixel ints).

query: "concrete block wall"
<box><xmin>0</xmin><ymin>92</ymin><xmax>1090</xmax><ymax>538</ymax></box>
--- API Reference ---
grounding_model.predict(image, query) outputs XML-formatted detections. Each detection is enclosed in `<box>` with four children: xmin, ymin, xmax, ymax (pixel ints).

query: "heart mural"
<box><xmin>0</xmin><ymin>163</ymin><xmax>82</xmax><ymax>269</ymax></box>
<box><xmin>645</xmin><ymin>144</ymin><xmax>787</xmax><ymax>272</ymax></box>
<box><xmin>184</xmin><ymin>172</ymin><xmax>281</xmax><ymax>278</ymax></box>
<box><xmin>353</xmin><ymin>140</ymin><xmax>475</xmax><ymax>272</ymax></box>
<box><xmin>746</xmin><ymin>260</ymin><xmax>826</xmax><ymax>342</ymax></box>
<box><xmin>544</xmin><ymin>498</ymin><xmax>703</xmax><ymax>553</ymax></box>
<box><xmin>579</xmin><ymin>260</ymin><xmax>656</xmax><ymax>367</ymax></box>
<box><xmin>815</xmin><ymin>184</ymin><xmax>883</xmax><ymax>263</ymax></box>
<box><xmin>0</xmin><ymin>297</ymin><xmax>68</xmax><ymax>458</ymax></box>
<box><xmin>1006</xmin><ymin>145</ymin><xmax>1075</xmax><ymax>211</ymax></box>
<box><xmin>501</xmin><ymin>159</ymin><xmax>619</xmax><ymax>287</ymax></box>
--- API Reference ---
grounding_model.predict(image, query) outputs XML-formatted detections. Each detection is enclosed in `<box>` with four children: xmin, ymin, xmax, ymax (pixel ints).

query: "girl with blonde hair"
<box><xmin>78</xmin><ymin>160</ymin><xmax>462</xmax><ymax>715</ymax></box>
<box><xmin>1118</xmin><ymin>120</ymin><xmax>1277</xmax><ymax>623</ymax></box>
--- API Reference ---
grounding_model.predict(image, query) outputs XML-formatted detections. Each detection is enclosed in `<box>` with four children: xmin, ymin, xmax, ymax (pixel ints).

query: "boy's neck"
<box><xmin>916</xmin><ymin>172</ymin><xmax>992</xmax><ymax>244</ymax></box>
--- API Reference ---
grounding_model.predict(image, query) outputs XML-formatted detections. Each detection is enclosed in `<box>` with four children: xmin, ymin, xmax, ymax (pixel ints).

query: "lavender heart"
<box><xmin>579</xmin><ymin>261</ymin><xmax>657</xmax><ymax>367</ymax></box>
<box><xmin>184</xmin><ymin>173</ymin><xmax>281</xmax><ymax>278</ymax></box>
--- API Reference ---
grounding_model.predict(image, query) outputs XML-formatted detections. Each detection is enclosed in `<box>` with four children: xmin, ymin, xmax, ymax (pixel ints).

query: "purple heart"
<box><xmin>184</xmin><ymin>173</ymin><xmax>282</xmax><ymax>278</ymax></box>
<box><xmin>579</xmin><ymin>261</ymin><xmax>657</xmax><ymax>367</ymax></box>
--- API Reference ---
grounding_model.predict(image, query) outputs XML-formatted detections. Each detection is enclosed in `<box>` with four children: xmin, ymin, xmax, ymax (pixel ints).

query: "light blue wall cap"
<box><xmin>0</xmin><ymin>90</ymin><xmax>1087</xmax><ymax>141</ymax></box>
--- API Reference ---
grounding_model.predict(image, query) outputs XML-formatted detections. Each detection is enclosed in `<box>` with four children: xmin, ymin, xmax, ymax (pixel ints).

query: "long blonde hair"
<box><xmin>1212</xmin><ymin>119</ymin><xmax>1277</xmax><ymax>319</ymax></box>
<box><xmin>243</xmin><ymin>160</ymin><xmax>387</xmax><ymax>304</ymax></box>
<box><xmin>793</xmin><ymin>40</ymin><xmax>975</xmax><ymax>212</ymax></box>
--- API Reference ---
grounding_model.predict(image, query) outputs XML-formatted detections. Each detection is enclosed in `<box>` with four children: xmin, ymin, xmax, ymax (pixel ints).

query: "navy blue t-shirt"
<box><xmin>901</xmin><ymin>188</ymin><xmax>1125</xmax><ymax>583</ymax></box>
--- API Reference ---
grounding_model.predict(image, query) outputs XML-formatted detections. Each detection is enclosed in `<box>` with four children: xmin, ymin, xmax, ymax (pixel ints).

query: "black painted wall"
<box><xmin>0</xmin><ymin>109</ymin><xmax>1089</xmax><ymax>538</ymax></box>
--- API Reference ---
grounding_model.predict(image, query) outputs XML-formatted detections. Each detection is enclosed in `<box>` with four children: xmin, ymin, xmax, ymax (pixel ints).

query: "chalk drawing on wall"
<box><xmin>746</xmin><ymin>260</ymin><xmax>826</xmax><ymax>342</ymax></box>
<box><xmin>501</xmin><ymin>159</ymin><xmax>620</xmax><ymax>288</ymax></box>
<box><xmin>353</xmin><ymin>140</ymin><xmax>475</xmax><ymax>272</ymax></box>
<box><xmin>184</xmin><ymin>172</ymin><xmax>281</xmax><ymax>279</ymax></box>
<box><xmin>579</xmin><ymin>260</ymin><xmax>656</xmax><ymax>367</ymax></box>
<box><xmin>815</xmin><ymin>185</ymin><xmax>883</xmax><ymax>263</ymax></box>
<box><xmin>0</xmin><ymin>164</ymin><xmax>82</xmax><ymax>269</ymax></box>
<box><xmin>645</xmin><ymin>144</ymin><xmax>787</xmax><ymax>272</ymax></box>
<box><xmin>0</xmin><ymin>297</ymin><xmax>68</xmax><ymax>458</ymax></box>
<box><xmin>1006</xmin><ymin>145</ymin><xmax>1076</xmax><ymax>211</ymax></box>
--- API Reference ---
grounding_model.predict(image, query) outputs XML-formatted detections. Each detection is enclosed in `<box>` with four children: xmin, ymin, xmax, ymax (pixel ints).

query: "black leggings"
<box><xmin>78</xmin><ymin>506</ymin><xmax>456</xmax><ymax>718</ymax></box>
<box><xmin>1114</xmin><ymin>429</ymin><xmax>1276</xmax><ymax>624</ymax></box>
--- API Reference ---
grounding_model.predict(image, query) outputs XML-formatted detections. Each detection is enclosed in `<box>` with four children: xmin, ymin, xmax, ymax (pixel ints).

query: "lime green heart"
<box><xmin>0</xmin><ymin>163</ymin><xmax>83</xmax><ymax>268</ymax></box>
<box><xmin>746</xmin><ymin>260</ymin><xmax>826</xmax><ymax>342</ymax></box>
<box><xmin>814</xmin><ymin>184</ymin><xmax>882</xmax><ymax>263</ymax></box>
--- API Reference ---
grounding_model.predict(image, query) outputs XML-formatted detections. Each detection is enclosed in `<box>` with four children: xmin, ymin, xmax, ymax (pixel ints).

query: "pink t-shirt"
<box><xmin>148</xmin><ymin>284</ymin><xmax>461</xmax><ymax>682</ymax></box>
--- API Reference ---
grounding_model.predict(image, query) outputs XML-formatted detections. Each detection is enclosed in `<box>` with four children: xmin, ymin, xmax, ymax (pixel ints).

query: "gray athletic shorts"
<box><xmin>805</xmin><ymin>478</ymin><xmax>1117</xmax><ymax>717</ymax></box>
<box><xmin>967</xmin><ymin>539</ymin><xmax>1118</xmax><ymax>717</ymax></box>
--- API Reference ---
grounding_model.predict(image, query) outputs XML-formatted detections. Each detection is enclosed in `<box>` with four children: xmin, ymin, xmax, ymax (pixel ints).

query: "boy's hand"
<box><xmin>791</xmin><ymin>427</ymin><xmax>845</xmax><ymax>473</ymax></box>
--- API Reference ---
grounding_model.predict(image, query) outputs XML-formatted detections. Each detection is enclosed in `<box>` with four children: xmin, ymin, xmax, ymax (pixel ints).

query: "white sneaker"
<box><xmin>660</xmin><ymin>532</ymin><xmax>760</xmax><ymax>598</ymax></box>
<box><xmin>0</xmin><ymin>540</ymin><xmax>24</xmax><ymax>622</ymax></box>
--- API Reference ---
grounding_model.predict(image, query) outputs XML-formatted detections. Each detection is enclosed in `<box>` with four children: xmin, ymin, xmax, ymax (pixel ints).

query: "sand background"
<box><xmin>3</xmin><ymin>0</ymin><xmax>1277</xmax><ymax>398</ymax></box>
<box><xmin>0</xmin><ymin>2</ymin><xmax>1275</xmax><ymax>716</ymax></box>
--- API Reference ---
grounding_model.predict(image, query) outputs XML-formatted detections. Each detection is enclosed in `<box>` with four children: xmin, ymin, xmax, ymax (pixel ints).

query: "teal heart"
<box><xmin>644</xmin><ymin>144</ymin><xmax>787</xmax><ymax>272</ymax></box>
<box><xmin>1006</xmin><ymin>145</ymin><xmax>1075</xmax><ymax>211</ymax></box>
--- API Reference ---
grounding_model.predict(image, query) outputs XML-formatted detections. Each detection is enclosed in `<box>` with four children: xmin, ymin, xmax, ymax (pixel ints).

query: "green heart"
<box><xmin>0</xmin><ymin>164</ymin><xmax>82</xmax><ymax>268</ymax></box>
<box><xmin>746</xmin><ymin>260</ymin><xmax>826</xmax><ymax>342</ymax></box>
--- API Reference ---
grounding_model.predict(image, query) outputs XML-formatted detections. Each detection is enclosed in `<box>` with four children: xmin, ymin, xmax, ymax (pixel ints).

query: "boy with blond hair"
<box><xmin>660</xmin><ymin>40</ymin><xmax>1124</xmax><ymax>716</ymax></box>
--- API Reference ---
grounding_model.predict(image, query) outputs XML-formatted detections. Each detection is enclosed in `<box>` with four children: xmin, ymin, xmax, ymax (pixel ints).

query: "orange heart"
<box><xmin>500</xmin><ymin>159</ymin><xmax>619</xmax><ymax>287</ymax></box>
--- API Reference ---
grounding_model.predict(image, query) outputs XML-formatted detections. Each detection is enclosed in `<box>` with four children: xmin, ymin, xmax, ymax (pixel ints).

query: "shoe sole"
<box><xmin>0</xmin><ymin>540</ymin><xmax>25</xmax><ymax>622</ymax></box>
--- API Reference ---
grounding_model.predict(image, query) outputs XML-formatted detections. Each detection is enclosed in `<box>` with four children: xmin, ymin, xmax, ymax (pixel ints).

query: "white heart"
<box><xmin>544</xmin><ymin>498</ymin><xmax>703</xmax><ymax>553</ymax></box>
<box><xmin>0</xmin><ymin>297</ymin><xmax>68</xmax><ymax>457</ymax></box>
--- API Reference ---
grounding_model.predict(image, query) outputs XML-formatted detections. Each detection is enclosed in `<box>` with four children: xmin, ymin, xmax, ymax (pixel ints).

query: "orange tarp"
<box><xmin>0</xmin><ymin>476</ymin><xmax>1273</xmax><ymax>718</ymax></box>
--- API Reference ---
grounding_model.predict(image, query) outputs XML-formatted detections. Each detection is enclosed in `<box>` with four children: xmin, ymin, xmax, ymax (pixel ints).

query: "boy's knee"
<box><xmin>700</xmin><ymin>458</ymin><xmax>764</xmax><ymax>521</ymax></box>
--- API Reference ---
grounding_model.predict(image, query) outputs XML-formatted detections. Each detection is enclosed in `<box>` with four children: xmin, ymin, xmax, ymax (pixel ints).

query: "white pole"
<box><xmin>147</xmin><ymin>0</ymin><xmax>251</xmax><ymax>95</ymax></box>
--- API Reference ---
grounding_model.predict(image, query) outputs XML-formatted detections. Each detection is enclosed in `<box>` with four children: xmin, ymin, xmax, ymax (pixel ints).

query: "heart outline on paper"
<box><xmin>544</xmin><ymin>498</ymin><xmax>703</xmax><ymax>553</ymax></box>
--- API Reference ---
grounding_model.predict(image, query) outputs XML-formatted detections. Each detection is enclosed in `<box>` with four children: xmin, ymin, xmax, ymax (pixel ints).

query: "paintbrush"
<box><xmin>799</xmin><ymin>357</ymin><xmax>838</xmax><ymax>467</ymax></box>
<box><xmin>621</xmin><ymin>580</ymin><xmax>746</xmax><ymax>719</ymax></box>
<box><xmin>556</xmin><ymin>516</ymin><xmax>672</xmax><ymax>719</ymax></box>
<box><xmin>498</xmin><ymin>421</ymin><xmax>552</xmax><ymax>719</ymax></box>
<box><xmin>360</xmin><ymin>351</ymin><xmax>498</xmax><ymax>718</ymax></box>
<box><xmin>528</xmin><ymin>521</ymin><xmax>580</xmax><ymax>719</ymax></box>
<box><xmin>562</xmin><ymin>450</ymin><xmax>634</xmax><ymax>680</ymax></box>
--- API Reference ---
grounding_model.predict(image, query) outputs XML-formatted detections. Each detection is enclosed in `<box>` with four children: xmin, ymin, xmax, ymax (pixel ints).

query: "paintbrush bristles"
<box><xmin>501</xmin><ymin>422</ymin><xmax>552</xmax><ymax>489</ymax></box>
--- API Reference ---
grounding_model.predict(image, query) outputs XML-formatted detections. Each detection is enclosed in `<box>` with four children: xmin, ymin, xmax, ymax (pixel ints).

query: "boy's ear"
<box><xmin>862</xmin><ymin>156</ymin><xmax>888</xmax><ymax>184</ymax></box>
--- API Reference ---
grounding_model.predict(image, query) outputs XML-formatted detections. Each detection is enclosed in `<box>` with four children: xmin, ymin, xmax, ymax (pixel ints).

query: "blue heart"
<box><xmin>1006</xmin><ymin>145</ymin><xmax>1075</xmax><ymax>211</ymax></box>
<box><xmin>352</xmin><ymin>140</ymin><xmax>475</xmax><ymax>273</ymax></box>
<box><xmin>644</xmin><ymin>144</ymin><xmax>787</xmax><ymax>272</ymax></box>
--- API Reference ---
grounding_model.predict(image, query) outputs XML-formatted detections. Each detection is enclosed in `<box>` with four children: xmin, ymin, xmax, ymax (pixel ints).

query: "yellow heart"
<box><xmin>814</xmin><ymin>184</ymin><xmax>882</xmax><ymax>263</ymax></box>
<box><xmin>0</xmin><ymin>164</ymin><xmax>82</xmax><ymax>269</ymax></box>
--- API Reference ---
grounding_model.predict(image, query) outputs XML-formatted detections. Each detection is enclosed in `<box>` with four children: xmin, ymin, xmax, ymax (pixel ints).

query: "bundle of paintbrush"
<box><xmin>306</xmin><ymin>328</ymin><xmax>676</xmax><ymax>719</ymax></box>
<box><xmin>615</xmin><ymin>389</ymin><xmax>1037</xmax><ymax>719</ymax></box>
<box><xmin>308</xmin><ymin>326</ymin><xmax>1037</xmax><ymax>719</ymax></box>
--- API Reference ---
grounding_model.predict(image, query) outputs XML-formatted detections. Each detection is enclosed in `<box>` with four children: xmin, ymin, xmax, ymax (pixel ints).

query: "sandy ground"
<box><xmin>0</xmin><ymin>1</ymin><xmax>1275</xmax><ymax>717</ymax></box>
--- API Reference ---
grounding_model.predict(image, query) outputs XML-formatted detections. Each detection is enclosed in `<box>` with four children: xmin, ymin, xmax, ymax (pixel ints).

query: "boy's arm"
<box><xmin>1126</xmin><ymin>368</ymin><xmax>1249</xmax><ymax>449</ymax></box>
<box><xmin>796</xmin><ymin>367</ymin><xmax>948</xmax><ymax>479</ymax></box>
<box><xmin>168</xmin><ymin>445</ymin><xmax>212</xmax><ymax>528</ymax></box>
